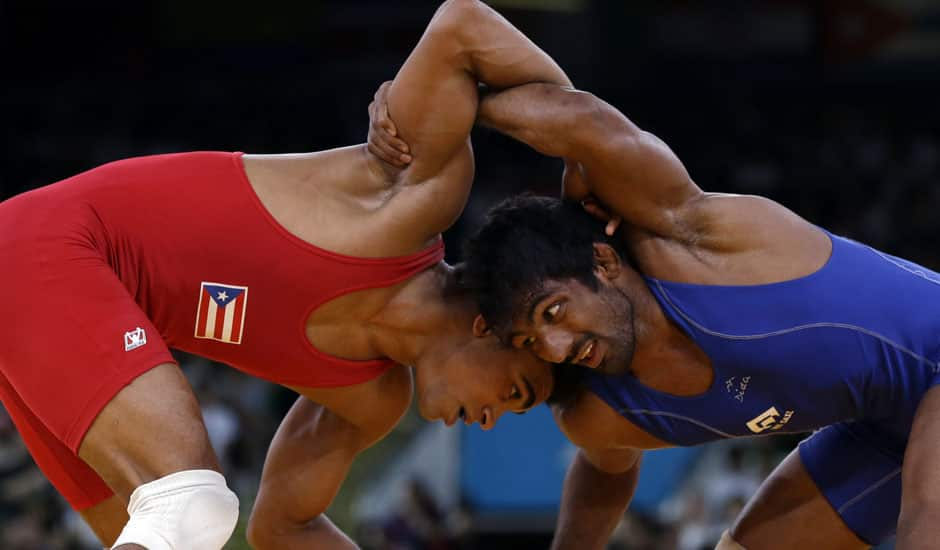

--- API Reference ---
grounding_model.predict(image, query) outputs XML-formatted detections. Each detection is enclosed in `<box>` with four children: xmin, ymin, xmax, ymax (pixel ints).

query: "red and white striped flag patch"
<box><xmin>194</xmin><ymin>282</ymin><xmax>248</xmax><ymax>344</ymax></box>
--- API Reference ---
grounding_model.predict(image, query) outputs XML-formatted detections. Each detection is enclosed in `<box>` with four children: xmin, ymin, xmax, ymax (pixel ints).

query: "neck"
<box><xmin>626</xmin><ymin>277</ymin><xmax>714</xmax><ymax>395</ymax></box>
<box><xmin>367</xmin><ymin>264</ymin><xmax>476</xmax><ymax>366</ymax></box>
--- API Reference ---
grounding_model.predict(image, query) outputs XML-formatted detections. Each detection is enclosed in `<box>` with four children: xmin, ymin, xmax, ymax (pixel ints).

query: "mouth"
<box><xmin>520</xmin><ymin>375</ymin><xmax>538</xmax><ymax>409</ymax></box>
<box><xmin>574</xmin><ymin>339</ymin><xmax>604</xmax><ymax>369</ymax></box>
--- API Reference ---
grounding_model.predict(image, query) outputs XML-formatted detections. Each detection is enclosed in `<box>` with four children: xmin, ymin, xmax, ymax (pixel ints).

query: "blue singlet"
<box><xmin>586</xmin><ymin>231</ymin><xmax>940</xmax><ymax>544</ymax></box>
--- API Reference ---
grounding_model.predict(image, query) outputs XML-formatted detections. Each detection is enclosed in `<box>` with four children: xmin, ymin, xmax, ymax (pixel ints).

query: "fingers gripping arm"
<box><xmin>388</xmin><ymin>0</ymin><xmax>571</xmax><ymax>185</ymax></box>
<box><xmin>379</xmin><ymin>0</ymin><xmax>572</xmax><ymax>240</ymax></box>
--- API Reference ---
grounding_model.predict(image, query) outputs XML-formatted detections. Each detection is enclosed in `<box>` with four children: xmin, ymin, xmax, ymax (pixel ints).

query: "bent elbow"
<box><xmin>428</xmin><ymin>0</ymin><xmax>488</xmax><ymax>49</ymax></box>
<box><xmin>246</xmin><ymin>507</ymin><xmax>296</xmax><ymax>549</ymax></box>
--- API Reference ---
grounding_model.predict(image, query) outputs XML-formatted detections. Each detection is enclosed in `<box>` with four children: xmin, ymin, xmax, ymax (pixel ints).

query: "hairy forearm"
<box><xmin>249</xmin><ymin>514</ymin><xmax>358</xmax><ymax>550</ymax></box>
<box><xmin>551</xmin><ymin>451</ymin><xmax>640</xmax><ymax>550</ymax></box>
<box><xmin>479</xmin><ymin>83</ymin><xmax>593</xmax><ymax>158</ymax></box>
<box><xmin>443</xmin><ymin>0</ymin><xmax>572</xmax><ymax>89</ymax></box>
<box><xmin>897</xmin><ymin>502</ymin><xmax>940</xmax><ymax>550</ymax></box>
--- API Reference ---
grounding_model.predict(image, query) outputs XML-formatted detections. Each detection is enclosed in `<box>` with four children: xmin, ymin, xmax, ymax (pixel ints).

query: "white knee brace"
<box><xmin>715</xmin><ymin>530</ymin><xmax>747</xmax><ymax>550</ymax></box>
<box><xmin>112</xmin><ymin>469</ymin><xmax>239</xmax><ymax>550</ymax></box>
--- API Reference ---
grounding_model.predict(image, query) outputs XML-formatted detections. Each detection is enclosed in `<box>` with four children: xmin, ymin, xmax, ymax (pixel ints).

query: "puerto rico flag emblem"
<box><xmin>194</xmin><ymin>282</ymin><xmax>248</xmax><ymax>344</ymax></box>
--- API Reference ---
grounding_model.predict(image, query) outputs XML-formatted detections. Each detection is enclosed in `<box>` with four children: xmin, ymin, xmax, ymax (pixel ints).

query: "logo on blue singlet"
<box><xmin>746</xmin><ymin>406</ymin><xmax>794</xmax><ymax>433</ymax></box>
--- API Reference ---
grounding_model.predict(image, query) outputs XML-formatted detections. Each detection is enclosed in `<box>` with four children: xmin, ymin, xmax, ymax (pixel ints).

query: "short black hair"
<box><xmin>460</xmin><ymin>194</ymin><xmax>628</xmax><ymax>331</ymax></box>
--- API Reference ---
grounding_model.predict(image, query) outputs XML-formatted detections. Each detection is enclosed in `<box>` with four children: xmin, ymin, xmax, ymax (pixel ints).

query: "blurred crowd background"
<box><xmin>2</xmin><ymin>0</ymin><xmax>939</xmax><ymax>548</ymax></box>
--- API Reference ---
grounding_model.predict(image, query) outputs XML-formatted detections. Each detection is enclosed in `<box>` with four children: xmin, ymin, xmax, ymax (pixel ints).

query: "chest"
<box><xmin>304</xmin><ymin>283</ymin><xmax>407</xmax><ymax>361</ymax></box>
<box><xmin>589</xmin><ymin>332</ymin><xmax>868</xmax><ymax>445</ymax></box>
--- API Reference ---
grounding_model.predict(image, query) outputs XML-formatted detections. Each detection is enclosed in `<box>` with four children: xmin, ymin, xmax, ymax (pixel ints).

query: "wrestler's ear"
<box><xmin>593</xmin><ymin>242</ymin><xmax>622</xmax><ymax>280</ymax></box>
<box><xmin>472</xmin><ymin>314</ymin><xmax>493</xmax><ymax>337</ymax></box>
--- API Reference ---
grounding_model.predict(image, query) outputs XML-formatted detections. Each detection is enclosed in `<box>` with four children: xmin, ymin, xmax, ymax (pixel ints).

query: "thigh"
<box><xmin>80</xmin><ymin>494</ymin><xmax>129</xmax><ymax>547</ymax></box>
<box><xmin>729</xmin><ymin>445</ymin><xmax>870</xmax><ymax>550</ymax></box>
<box><xmin>0</xmin><ymin>235</ymin><xmax>218</xmax><ymax>501</ymax></box>
<box><xmin>0</xmin><ymin>238</ymin><xmax>176</xmax><ymax>453</ymax></box>
<box><xmin>78</xmin><ymin>362</ymin><xmax>221</xmax><ymax>501</ymax></box>
<box><xmin>0</xmin><ymin>370</ymin><xmax>114</xmax><ymax>512</ymax></box>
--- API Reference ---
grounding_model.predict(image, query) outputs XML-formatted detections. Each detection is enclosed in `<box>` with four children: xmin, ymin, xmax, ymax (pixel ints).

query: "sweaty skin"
<box><xmin>241</xmin><ymin>2</ymin><xmax>572</xmax><ymax>548</ymax></box>
<box><xmin>470</xmin><ymin>82</ymin><xmax>870</xmax><ymax>550</ymax></box>
<box><xmin>38</xmin><ymin>2</ymin><xmax>570</xmax><ymax>548</ymax></box>
<box><xmin>367</xmin><ymin>60</ymin><xmax>915</xmax><ymax>550</ymax></box>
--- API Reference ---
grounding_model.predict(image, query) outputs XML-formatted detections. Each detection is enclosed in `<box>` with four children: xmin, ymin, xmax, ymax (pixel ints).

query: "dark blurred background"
<box><xmin>2</xmin><ymin>0</ymin><xmax>938</xmax><ymax>548</ymax></box>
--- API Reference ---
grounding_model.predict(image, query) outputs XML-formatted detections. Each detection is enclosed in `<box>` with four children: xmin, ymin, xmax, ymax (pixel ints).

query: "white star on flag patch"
<box><xmin>194</xmin><ymin>282</ymin><xmax>248</xmax><ymax>344</ymax></box>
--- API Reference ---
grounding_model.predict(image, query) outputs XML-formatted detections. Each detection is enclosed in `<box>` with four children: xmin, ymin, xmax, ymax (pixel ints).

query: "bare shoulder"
<box><xmin>634</xmin><ymin>192</ymin><xmax>832</xmax><ymax>285</ymax></box>
<box><xmin>685</xmin><ymin>193</ymin><xmax>822</xmax><ymax>251</ymax></box>
<box><xmin>553</xmin><ymin>389</ymin><xmax>672</xmax><ymax>452</ymax></box>
<box><xmin>241</xmin><ymin>149</ymin><xmax>446</xmax><ymax>257</ymax></box>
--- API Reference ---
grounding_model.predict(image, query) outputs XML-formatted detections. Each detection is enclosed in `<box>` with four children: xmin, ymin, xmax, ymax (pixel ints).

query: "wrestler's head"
<box><xmin>413</xmin><ymin>328</ymin><xmax>554</xmax><ymax>431</ymax></box>
<box><xmin>461</xmin><ymin>195</ymin><xmax>639</xmax><ymax>376</ymax></box>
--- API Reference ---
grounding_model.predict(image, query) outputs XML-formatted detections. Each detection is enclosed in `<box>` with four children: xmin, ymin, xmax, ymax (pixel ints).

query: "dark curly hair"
<box><xmin>460</xmin><ymin>194</ymin><xmax>630</xmax><ymax>331</ymax></box>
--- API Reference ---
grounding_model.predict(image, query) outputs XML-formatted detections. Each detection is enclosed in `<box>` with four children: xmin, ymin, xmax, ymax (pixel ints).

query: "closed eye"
<box><xmin>510</xmin><ymin>384</ymin><xmax>530</xmax><ymax>415</ymax></box>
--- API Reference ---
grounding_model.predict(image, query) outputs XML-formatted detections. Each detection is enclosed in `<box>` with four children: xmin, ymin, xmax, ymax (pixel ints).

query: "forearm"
<box><xmin>551</xmin><ymin>451</ymin><xmax>640</xmax><ymax>550</ymax></box>
<box><xmin>249</xmin><ymin>515</ymin><xmax>358</xmax><ymax>550</ymax></box>
<box><xmin>383</xmin><ymin>0</ymin><xmax>571</xmax><ymax>187</ymax></box>
<box><xmin>897</xmin><ymin>499</ymin><xmax>940</xmax><ymax>549</ymax></box>
<box><xmin>897</xmin><ymin>386</ymin><xmax>940</xmax><ymax>550</ymax></box>
<box><xmin>248</xmin><ymin>398</ymin><xmax>364</xmax><ymax>550</ymax></box>
<box><xmin>478</xmin><ymin>83</ymin><xmax>592</xmax><ymax>158</ymax></box>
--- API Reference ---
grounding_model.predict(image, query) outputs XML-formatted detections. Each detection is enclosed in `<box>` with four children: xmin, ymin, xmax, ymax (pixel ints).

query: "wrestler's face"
<box><xmin>414</xmin><ymin>335</ymin><xmax>554</xmax><ymax>431</ymax></box>
<box><xmin>500</xmin><ymin>275</ymin><xmax>636</xmax><ymax>376</ymax></box>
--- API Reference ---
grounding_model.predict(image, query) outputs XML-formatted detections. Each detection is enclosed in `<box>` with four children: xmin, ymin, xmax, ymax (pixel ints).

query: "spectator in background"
<box><xmin>0</xmin><ymin>405</ymin><xmax>65</xmax><ymax>549</ymax></box>
<box><xmin>382</xmin><ymin>478</ymin><xmax>455</xmax><ymax>550</ymax></box>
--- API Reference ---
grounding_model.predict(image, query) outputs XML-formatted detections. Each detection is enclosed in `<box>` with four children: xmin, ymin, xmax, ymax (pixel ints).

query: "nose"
<box><xmin>478</xmin><ymin>405</ymin><xmax>503</xmax><ymax>431</ymax></box>
<box><xmin>536</xmin><ymin>328</ymin><xmax>573</xmax><ymax>364</ymax></box>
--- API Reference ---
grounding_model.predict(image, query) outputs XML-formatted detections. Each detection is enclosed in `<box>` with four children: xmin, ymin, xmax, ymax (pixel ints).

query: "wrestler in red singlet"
<box><xmin>0</xmin><ymin>151</ymin><xmax>443</xmax><ymax>510</ymax></box>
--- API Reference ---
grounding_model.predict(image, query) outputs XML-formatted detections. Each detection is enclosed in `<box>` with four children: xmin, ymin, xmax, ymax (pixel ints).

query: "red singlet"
<box><xmin>0</xmin><ymin>152</ymin><xmax>444</xmax><ymax>509</ymax></box>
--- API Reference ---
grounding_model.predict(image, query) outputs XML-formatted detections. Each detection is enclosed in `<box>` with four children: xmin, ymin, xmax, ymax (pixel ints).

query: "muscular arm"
<box><xmin>247</xmin><ymin>367</ymin><xmax>412</xmax><ymax>549</ymax></box>
<box><xmin>381</xmin><ymin>0</ymin><xmax>571</xmax><ymax>243</ymax></box>
<box><xmin>552</xmin><ymin>448</ymin><xmax>642</xmax><ymax>550</ymax></box>
<box><xmin>897</xmin><ymin>386</ymin><xmax>940</xmax><ymax>550</ymax></box>
<box><xmin>247</xmin><ymin>398</ymin><xmax>362</xmax><ymax>549</ymax></box>
<box><xmin>550</xmin><ymin>392</ymin><xmax>648</xmax><ymax>549</ymax></box>
<box><xmin>477</xmin><ymin>83</ymin><xmax>703</xmax><ymax>239</ymax></box>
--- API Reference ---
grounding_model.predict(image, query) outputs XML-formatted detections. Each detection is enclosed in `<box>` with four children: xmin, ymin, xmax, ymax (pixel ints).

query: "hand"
<box><xmin>367</xmin><ymin>81</ymin><xmax>412</xmax><ymax>167</ymax></box>
<box><xmin>562</xmin><ymin>159</ymin><xmax>589</xmax><ymax>202</ymax></box>
<box><xmin>581</xmin><ymin>197</ymin><xmax>622</xmax><ymax>236</ymax></box>
<box><xmin>563</xmin><ymin>161</ymin><xmax>621</xmax><ymax>236</ymax></box>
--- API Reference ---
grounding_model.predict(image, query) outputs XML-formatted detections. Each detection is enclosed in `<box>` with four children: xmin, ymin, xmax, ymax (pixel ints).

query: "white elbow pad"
<box><xmin>112</xmin><ymin>469</ymin><xmax>239</xmax><ymax>550</ymax></box>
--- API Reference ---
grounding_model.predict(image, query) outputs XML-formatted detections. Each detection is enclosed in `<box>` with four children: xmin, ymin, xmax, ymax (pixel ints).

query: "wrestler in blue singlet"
<box><xmin>586</xmin><ymin>230</ymin><xmax>940</xmax><ymax>545</ymax></box>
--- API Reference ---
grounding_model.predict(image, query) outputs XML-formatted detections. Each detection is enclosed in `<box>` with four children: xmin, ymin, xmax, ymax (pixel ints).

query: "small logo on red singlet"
<box><xmin>124</xmin><ymin>327</ymin><xmax>147</xmax><ymax>351</ymax></box>
<box><xmin>194</xmin><ymin>282</ymin><xmax>248</xmax><ymax>344</ymax></box>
